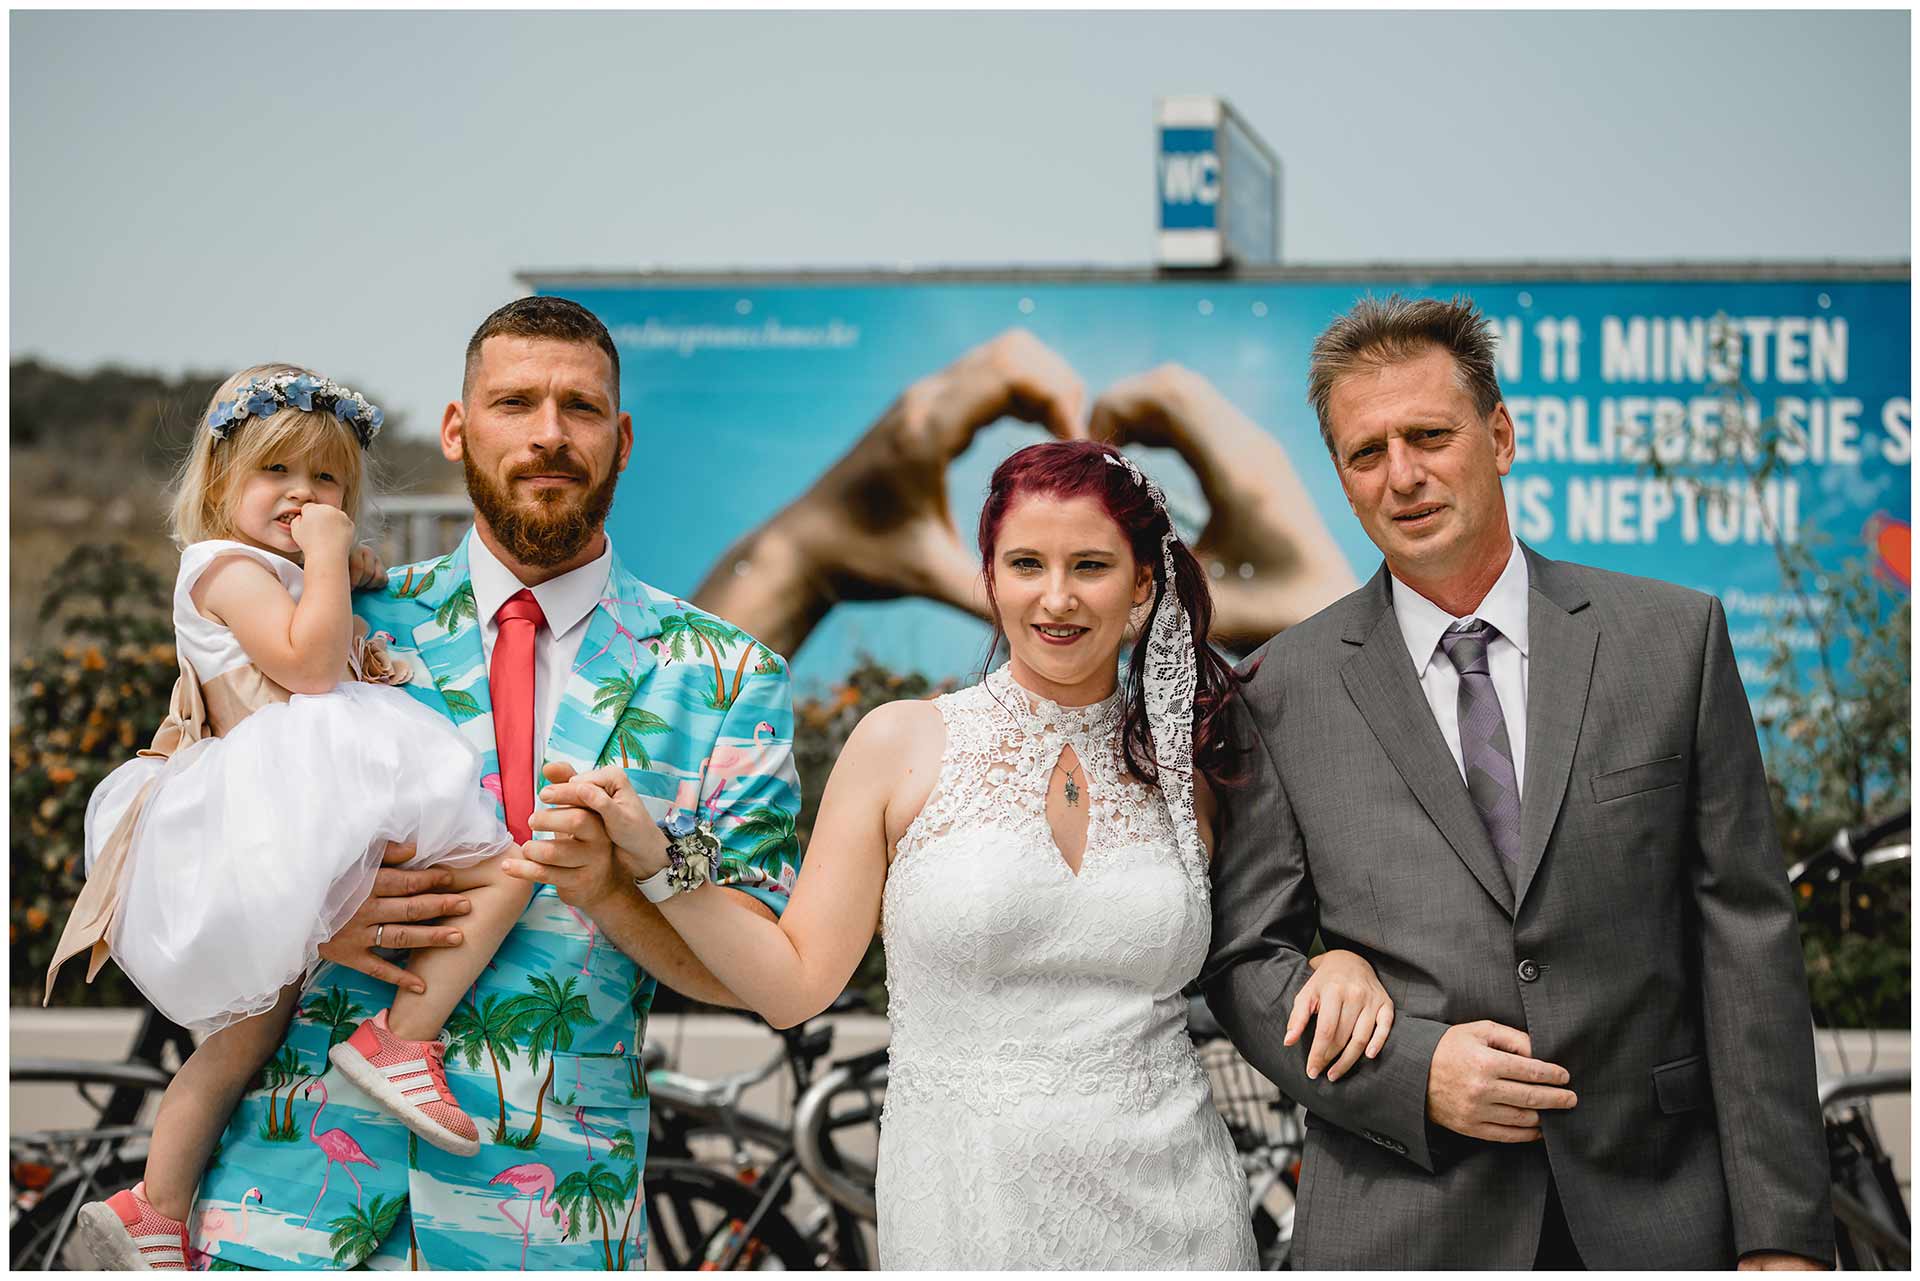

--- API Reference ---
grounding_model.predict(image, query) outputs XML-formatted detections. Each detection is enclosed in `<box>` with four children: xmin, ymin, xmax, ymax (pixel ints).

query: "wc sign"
<box><xmin>1155</xmin><ymin>95</ymin><xmax>1281</xmax><ymax>268</ymax></box>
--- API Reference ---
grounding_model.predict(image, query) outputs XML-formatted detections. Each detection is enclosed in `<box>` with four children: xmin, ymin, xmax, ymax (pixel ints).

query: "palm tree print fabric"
<box><xmin>189</xmin><ymin>533</ymin><xmax>801</xmax><ymax>1269</ymax></box>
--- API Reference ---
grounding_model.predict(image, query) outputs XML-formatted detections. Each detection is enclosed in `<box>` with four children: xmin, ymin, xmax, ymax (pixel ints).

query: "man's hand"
<box><xmin>1089</xmin><ymin>364</ymin><xmax>1356</xmax><ymax>649</ymax></box>
<box><xmin>504</xmin><ymin>762</ymin><xmax>628</xmax><ymax>913</ymax></box>
<box><xmin>1425</xmin><ymin>1020</ymin><xmax>1578</xmax><ymax>1142</ymax></box>
<box><xmin>1737</xmin><ymin>1253</ymin><xmax>1826</xmax><ymax>1270</ymax></box>
<box><xmin>691</xmin><ymin>329</ymin><xmax>1086</xmax><ymax>654</ymax></box>
<box><xmin>317</xmin><ymin>843</ymin><xmax>473</xmax><ymax>994</ymax></box>
<box><xmin>348</xmin><ymin>543</ymin><xmax>388</xmax><ymax>590</ymax></box>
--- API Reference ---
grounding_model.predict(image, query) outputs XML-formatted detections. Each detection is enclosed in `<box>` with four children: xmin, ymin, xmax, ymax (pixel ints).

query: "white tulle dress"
<box><xmin>80</xmin><ymin>540</ymin><xmax>512</xmax><ymax>1033</ymax></box>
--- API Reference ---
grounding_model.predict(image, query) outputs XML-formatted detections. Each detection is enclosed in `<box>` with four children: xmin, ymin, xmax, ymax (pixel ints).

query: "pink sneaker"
<box><xmin>73</xmin><ymin>1182</ymin><xmax>189</xmax><ymax>1270</ymax></box>
<box><xmin>328</xmin><ymin>1009</ymin><xmax>481</xmax><ymax>1156</ymax></box>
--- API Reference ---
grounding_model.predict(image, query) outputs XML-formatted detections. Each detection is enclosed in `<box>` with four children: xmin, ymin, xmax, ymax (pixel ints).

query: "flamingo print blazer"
<box><xmin>190</xmin><ymin>531</ymin><xmax>802</xmax><ymax>1270</ymax></box>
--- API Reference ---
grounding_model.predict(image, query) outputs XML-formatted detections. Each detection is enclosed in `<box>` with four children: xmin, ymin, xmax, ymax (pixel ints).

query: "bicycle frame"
<box><xmin>644</xmin><ymin>1018</ymin><xmax>881</xmax><ymax>1270</ymax></box>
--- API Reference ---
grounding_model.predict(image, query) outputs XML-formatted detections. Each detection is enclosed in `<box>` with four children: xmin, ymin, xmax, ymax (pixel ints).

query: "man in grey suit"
<box><xmin>1203</xmin><ymin>295</ymin><xmax>1832</xmax><ymax>1269</ymax></box>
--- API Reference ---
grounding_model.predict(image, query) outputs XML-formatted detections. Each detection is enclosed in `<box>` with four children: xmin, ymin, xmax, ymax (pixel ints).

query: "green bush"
<box><xmin>13</xmin><ymin>544</ymin><xmax>178</xmax><ymax>1008</ymax></box>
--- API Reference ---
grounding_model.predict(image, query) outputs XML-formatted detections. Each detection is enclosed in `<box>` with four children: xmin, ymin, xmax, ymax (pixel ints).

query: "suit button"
<box><xmin>1517</xmin><ymin>959</ymin><xmax>1541</xmax><ymax>983</ymax></box>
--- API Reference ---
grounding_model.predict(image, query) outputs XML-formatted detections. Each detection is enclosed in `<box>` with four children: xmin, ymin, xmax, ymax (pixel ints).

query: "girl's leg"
<box><xmin>328</xmin><ymin>856</ymin><xmax>531</xmax><ymax>1154</ymax></box>
<box><xmin>141</xmin><ymin>985</ymin><xmax>302</xmax><ymax>1221</ymax></box>
<box><xmin>385</xmin><ymin>853</ymin><xmax>534</xmax><ymax>1041</ymax></box>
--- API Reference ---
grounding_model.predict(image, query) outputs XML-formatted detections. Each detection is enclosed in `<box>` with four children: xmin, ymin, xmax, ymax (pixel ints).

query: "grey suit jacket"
<box><xmin>1203</xmin><ymin>547</ymin><xmax>1832</xmax><ymax>1269</ymax></box>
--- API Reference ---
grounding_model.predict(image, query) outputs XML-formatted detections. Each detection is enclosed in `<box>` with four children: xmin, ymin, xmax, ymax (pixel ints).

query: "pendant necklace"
<box><xmin>1058</xmin><ymin>759</ymin><xmax>1082</xmax><ymax>808</ymax></box>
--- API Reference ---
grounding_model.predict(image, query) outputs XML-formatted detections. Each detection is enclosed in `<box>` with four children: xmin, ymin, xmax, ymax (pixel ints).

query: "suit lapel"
<box><xmin>543</xmin><ymin>556</ymin><xmax>662</xmax><ymax>778</ymax></box>
<box><xmin>400</xmin><ymin>535</ymin><xmax>496</xmax><ymax>757</ymax></box>
<box><xmin>1340</xmin><ymin>570</ymin><xmax>1516</xmax><ymax>917</ymax></box>
<box><xmin>1513</xmin><ymin>547</ymin><xmax>1597</xmax><ymax>908</ymax></box>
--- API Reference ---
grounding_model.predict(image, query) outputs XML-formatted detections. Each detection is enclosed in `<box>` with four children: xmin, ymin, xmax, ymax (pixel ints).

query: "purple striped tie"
<box><xmin>1440</xmin><ymin>620</ymin><xmax>1520</xmax><ymax>887</ymax></box>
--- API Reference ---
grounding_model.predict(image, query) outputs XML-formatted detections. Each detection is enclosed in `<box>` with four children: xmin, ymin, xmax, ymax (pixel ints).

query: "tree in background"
<box><xmin>1641</xmin><ymin>318</ymin><xmax>1909</xmax><ymax>1027</ymax></box>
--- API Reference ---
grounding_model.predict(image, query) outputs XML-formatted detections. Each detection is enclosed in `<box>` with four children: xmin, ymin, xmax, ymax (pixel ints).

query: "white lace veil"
<box><xmin>1102</xmin><ymin>452</ymin><xmax>1204</xmax><ymax>871</ymax></box>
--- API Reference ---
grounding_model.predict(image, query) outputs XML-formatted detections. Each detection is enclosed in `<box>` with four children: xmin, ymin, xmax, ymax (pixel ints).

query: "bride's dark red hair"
<box><xmin>978</xmin><ymin>440</ymin><xmax>1246</xmax><ymax>789</ymax></box>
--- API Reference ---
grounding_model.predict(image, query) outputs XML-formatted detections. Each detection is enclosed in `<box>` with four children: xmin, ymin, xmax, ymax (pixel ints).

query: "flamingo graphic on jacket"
<box><xmin>575</xmin><ymin>1105</ymin><xmax>613</xmax><ymax>1158</ymax></box>
<box><xmin>489</xmin><ymin>1162</ymin><xmax>570</xmax><ymax>1270</ymax></box>
<box><xmin>298</xmin><ymin>1081</ymin><xmax>379</xmax><ymax>1229</ymax></box>
<box><xmin>673</xmin><ymin>721</ymin><xmax>780</xmax><ymax>816</ymax></box>
<box><xmin>191</xmin><ymin>1186</ymin><xmax>261</xmax><ymax>1265</ymax></box>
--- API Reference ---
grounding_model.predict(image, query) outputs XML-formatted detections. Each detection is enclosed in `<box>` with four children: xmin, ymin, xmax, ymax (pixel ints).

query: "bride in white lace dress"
<box><xmin>550</xmin><ymin>441</ymin><xmax>1395</xmax><ymax>1269</ymax></box>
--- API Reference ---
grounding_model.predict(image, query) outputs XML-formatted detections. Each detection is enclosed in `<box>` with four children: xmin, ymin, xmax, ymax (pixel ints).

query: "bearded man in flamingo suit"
<box><xmin>189</xmin><ymin>297</ymin><xmax>801</xmax><ymax>1269</ymax></box>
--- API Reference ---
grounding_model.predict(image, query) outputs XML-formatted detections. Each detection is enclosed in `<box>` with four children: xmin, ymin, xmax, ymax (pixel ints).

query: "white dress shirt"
<box><xmin>1390</xmin><ymin>540</ymin><xmax>1531</xmax><ymax>799</ymax></box>
<box><xmin>467</xmin><ymin>533</ymin><xmax>614</xmax><ymax>761</ymax></box>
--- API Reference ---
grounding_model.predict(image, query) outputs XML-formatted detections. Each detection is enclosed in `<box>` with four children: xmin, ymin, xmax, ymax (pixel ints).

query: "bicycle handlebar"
<box><xmin>1788</xmin><ymin>810</ymin><xmax>1910</xmax><ymax>886</ymax></box>
<box><xmin>9</xmin><ymin>1059</ymin><xmax>175</xmax><ymax>1092</ymax></box>
<box><xmin>647</xmin><ymin>1043</ymin><xmax>788</xmax><ymax>1115</ymax></box>
<box><xmin>1820</xmin><ymin>1067</ymin><xmax>1912</xmax><ymax>1111</ymax></box>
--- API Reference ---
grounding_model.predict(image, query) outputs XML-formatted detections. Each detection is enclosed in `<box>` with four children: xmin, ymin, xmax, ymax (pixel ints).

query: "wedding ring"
<box><xmin>373</xmin><ymin>924</ymin><xmax>386</xmax><ymax>948</ymax></box>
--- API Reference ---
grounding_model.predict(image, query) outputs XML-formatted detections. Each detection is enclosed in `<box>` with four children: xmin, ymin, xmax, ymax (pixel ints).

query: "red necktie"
<box><xmin>492</xmin><ymin>589</ymin><xmax>547</xmax><ymax>843</ymax></box>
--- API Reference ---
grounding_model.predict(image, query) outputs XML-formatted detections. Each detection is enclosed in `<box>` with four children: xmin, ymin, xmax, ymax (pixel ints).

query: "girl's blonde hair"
<box><xmin>169</xmin><ymin>363</ymin><xmax>370</xmax><ymax>548</ymax></box>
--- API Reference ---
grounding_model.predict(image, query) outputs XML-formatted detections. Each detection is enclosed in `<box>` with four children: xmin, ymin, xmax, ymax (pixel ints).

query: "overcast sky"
<box><xmin>11</xmin><ymin>8</ymin><xmax>1910</xmax><ymax>440</ymax></box>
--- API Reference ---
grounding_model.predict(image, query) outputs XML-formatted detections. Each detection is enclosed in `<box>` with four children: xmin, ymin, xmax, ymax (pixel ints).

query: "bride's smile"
<box><xmin>990</xmin><ymin>493</ymin><xmax>1151</xmax><ymax>707</ymax></box>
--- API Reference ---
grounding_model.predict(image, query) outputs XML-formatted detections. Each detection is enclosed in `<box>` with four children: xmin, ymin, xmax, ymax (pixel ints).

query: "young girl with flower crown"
<box><xmin>46</xmin><ymin>364</ymin><xmax>538</xmax><ymax>1270</ymax></box>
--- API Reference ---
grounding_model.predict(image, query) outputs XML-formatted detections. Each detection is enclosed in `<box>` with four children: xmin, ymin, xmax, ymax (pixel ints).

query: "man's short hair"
<box><xmin>463</xmin><ymin>296</ymin><xmax>621</xmax><ymax>404</ymax></box>
<box><xmin>1306</xmin><ymin>294</ymin><xmax>1504</xmax><ymax>455</ymax></box>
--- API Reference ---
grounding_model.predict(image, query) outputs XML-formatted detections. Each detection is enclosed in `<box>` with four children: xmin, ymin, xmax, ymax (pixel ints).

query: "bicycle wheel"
<box><xmin>11</xmin><ymin>1153</ymin><xmax>146</xmax><ymax>1271</ymax></box>
<box><xmin>1831</xmin><ymin>1110</ymin><xmax>1911</xmax><ymax>1270</ymax></box>
<box><xmin>1251</xmin><ymin>1202</ymin><xmax>1293</xmax><ymax>1271</ymax></box>
<box><xmin>1245</xmin><ymin>1147</ymin><xmax>1299</xmax><ymax>1271</ymax></box>
<box><xmin>642</xmin><ymin>1159</ymin><xmax>816</xmax><ymax>1271</ymax></box>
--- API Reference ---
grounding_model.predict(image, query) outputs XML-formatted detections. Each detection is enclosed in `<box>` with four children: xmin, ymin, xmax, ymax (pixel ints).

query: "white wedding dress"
<box><xmin>876</xmin><ymin>665</ymin><xmax>1256</xmax><ymax>1270</ymax></box>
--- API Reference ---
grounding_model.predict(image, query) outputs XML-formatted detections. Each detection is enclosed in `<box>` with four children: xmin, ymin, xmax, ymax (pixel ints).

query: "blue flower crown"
<box><xmin>208</xmin><ymin>372</ymin><xmax>384</xmax><ymax>448</ymax></box>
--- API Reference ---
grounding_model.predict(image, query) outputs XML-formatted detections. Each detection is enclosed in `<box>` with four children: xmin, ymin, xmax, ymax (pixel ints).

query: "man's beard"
<box><xmin>465</xmin><ymin>454</ymin><xmax>619</xmax><ymax>569</ymax></box>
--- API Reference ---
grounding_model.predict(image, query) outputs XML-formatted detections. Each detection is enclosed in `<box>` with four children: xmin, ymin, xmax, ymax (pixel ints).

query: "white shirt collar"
<box><xmin>467</xmin><ymin>529</ymin><xmax>613</xmax><ymax>639</ymax></box>
<box><xmin>1390</xmin><ymin>539</ymin><xmax>1531</xmax><ymax>674</ymax></box>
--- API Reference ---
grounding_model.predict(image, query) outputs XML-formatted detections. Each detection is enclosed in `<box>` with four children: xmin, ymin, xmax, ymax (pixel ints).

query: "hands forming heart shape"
<box><xmin>692</xmin><ymin>329</ymin><xmax>1356</xmax><ymax>658</ymax></box>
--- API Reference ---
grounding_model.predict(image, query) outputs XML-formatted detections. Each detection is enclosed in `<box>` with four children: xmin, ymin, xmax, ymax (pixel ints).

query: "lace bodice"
<box><xmin>875</xmin><ymin>665</ymin><xmax>1252</xmax><ymax>1269</ymax></box>
<box><xmin>893</xmin><ymin>665</ymin><xmax>1206</xmax><ymax>884</ymax></box>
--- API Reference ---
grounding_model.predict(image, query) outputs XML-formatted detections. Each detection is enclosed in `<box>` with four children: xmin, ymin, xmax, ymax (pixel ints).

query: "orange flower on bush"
<box><xmin>46</xmin><ymin>765</ymin><xmax>77</xmax><ymax>786</ymax></box>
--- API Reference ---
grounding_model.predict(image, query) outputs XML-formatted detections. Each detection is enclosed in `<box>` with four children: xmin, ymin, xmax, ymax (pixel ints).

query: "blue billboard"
<box><xmin>531</xmin><ymin>271</ymin><xmax>1910</xmax><ymax>704</ymax></box>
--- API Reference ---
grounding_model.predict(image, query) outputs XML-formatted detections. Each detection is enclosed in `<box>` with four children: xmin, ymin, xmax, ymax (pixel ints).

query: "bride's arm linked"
<box><xmin>542</xmin><ymin>700</ymin><xmax>936</xmax><ymax>1029</ymax></box>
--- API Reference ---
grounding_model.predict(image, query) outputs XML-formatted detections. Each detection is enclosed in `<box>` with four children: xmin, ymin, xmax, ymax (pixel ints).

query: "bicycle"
<box><xmin>1791</xmin><ymin>810</ymin><xmax>1911</xmax><ymax>1270</ymax></box>
<box><xmin>10</xmin><ymin>1005</ymin><xmax>194</xmax><ymax>1270</ymax></box>
<box><xmin>642</xmin><ymin>997</ymin><xmax>885</xmax><ymax>1270</ymax></box>
<box><xmin>1188</xmin><ymin>994</ymin><xmax>1305</xmax><ymax>1270</ymax></box>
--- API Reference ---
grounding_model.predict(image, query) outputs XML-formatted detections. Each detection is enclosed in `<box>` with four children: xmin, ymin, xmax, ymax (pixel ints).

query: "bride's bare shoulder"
<box><xmin>840</xmin><ymin>699</ymin><xmax>948</xmax><ymax>852</ymax></box>
<box><xmin>850</xmin><ymin>697</ymin><xmax>946</xmax><ymax>762</ymax></box>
